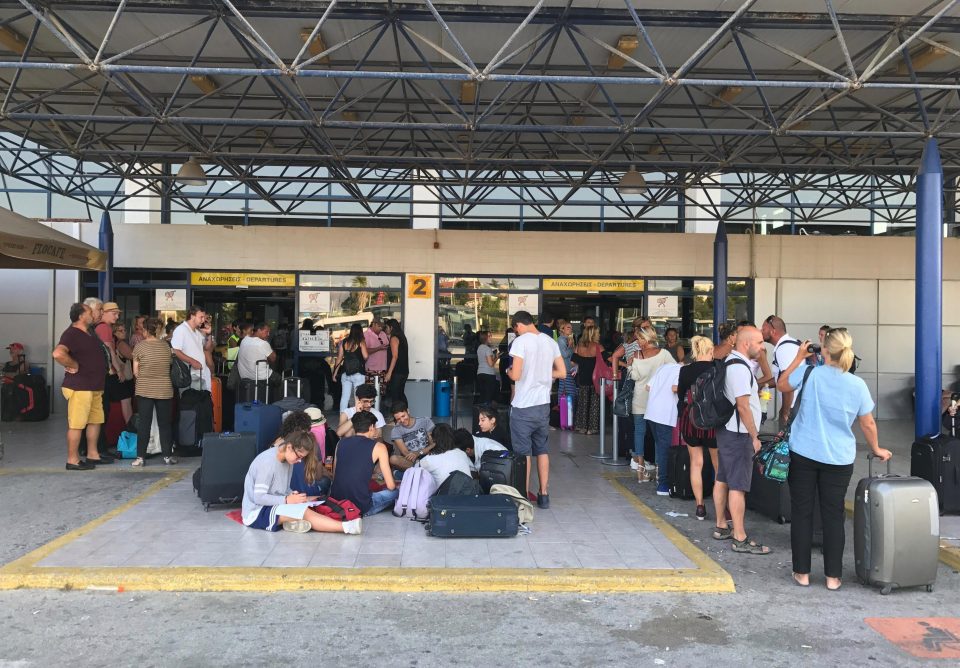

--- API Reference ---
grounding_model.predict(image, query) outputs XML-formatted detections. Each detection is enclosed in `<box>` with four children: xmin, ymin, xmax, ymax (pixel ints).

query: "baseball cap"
<box><xmin>305</xmin><ymin>406</ymin><xmax>326</xmax><ymax>425</ymax></box>
<box><xmin>102</xmin><ymin>302</ymin><xmax>121</xmax><ymax>312</ymax></box>
<box><xmin>6</xmin><ymin>342</ymin><xmax>24</xmax><ymax>350</ymax></box>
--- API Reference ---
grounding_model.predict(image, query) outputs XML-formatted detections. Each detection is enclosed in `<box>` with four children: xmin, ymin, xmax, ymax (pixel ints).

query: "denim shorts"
<box><xmin>509</xmin><ymin>403</ymin><xmax>550</xmax><ymax>457</ymax></box>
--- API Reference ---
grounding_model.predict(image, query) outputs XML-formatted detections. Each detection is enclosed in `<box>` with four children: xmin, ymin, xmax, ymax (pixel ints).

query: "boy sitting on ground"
<box><xmin>330</xmin><ymin>410</ymin><xmax>398</xmax><ymax>516</ymax></box>
<box><xmin>453</xmin><ymin>427</ymin><xmax>506</xmax><ymax>472</ymax></box>
<box><xmin>336</xmin><ymin>383</ymin><xmax>386</xmax><ymax>439</ymax></box>
<box><xmin>390</xmin><ymin>400</ymin><xmax>436</xmax><ymax>471</ymax></box>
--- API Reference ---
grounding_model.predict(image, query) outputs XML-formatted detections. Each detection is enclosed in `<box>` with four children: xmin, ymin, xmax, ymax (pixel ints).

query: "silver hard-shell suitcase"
<box><xmin>853</xmin><ymin>455</ymin><xmax>939</xmax><ymax>595</ymax></box>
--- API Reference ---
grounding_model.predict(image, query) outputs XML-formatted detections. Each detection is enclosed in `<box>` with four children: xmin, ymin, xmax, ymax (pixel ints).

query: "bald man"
<box><xmin>712</xmin><ymin>325</ymin><xmax>771</xmax><ymax>556</ymax></box>
<box><xmin>761</xmin><ymin>315</ymin><xmax>801</xmax><ymax>429</ymax></box>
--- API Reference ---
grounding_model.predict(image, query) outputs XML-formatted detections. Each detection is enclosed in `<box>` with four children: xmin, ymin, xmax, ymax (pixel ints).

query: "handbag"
<box><xmin>612</xmin><ymin>377</ymin><xmax>634</xmax><ymax>417</ymax></box>
<box><xmin>170</xmin><ymin>355</ymin><xmax>192</xmax><ymax>389</ymax></box>
<box><xmin>592</xmin><ymin>347</ymin><xmax>614</xmax><ymax>401</ymax></box>
<box><xmin>754</xmin><ymin>366</ymin><xmax>814</xmax><ymax>482</ymax></box>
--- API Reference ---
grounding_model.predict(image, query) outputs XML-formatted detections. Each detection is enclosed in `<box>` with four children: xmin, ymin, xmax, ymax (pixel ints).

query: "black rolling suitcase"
<box><xmin>193</xmin><ymin>432</ymin><xmax>258</xmax><ymax>510</ymax></box>
<box><xmin>910</xmin><ymin>434</ymin><xmax>960</xmax><ymax>513</ymax></box>
<box><xmin>478</xmin><ymin>449</ymin><xmax>527</xmax><ymax>497</ymax></box>
<box><xmin>177</xmin><ymin>388</ymin><xmax>213</xmax><ymax>455</ymax></box>
<box><xmin>426</xmin><ymin>494</ymin><xmax>519</xmax><ymax>538</ymax></box>
<box><xmin>746</xmin><ymin>464</ymin><xmax>792</xmax><ymax>523</ymax></box>
<box><xmin>667</xmin><ymin>445</ymin><xmax>714</xmax><ymax>500</ymax></box>
<box><xmin>10</xmin><ymin>373</ymin><xmax>49</xmax><ymax>421</ymax></box>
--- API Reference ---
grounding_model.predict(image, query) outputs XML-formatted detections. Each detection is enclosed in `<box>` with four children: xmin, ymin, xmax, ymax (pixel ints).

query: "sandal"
<box><xmin>712</xmin><ymin>527</ymin><xmax>733</xmax><ymax>540</ymax></box>
<box><xmin>792</xmin><ymin>573</ymin><xmax>810</xmax><ymax>587</ymax></box>
<box><xmin>131</xmin><ymin>457</ymin><xmax>144</xmax><ymax>467</ymax></box>
<box><xmin>731</xmin><ymin>536</ymin><xmax>772</xmax><ymax>555</ymax></box>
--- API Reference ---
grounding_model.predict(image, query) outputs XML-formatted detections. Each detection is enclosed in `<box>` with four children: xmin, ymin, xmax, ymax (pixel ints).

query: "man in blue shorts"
<box><xmin>506</xmin><ymin>311</ymin><xmax>565</xmax><ymax>508</ymax></box>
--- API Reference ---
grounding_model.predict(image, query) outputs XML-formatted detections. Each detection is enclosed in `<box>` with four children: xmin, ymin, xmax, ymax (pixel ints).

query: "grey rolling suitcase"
<box><xmin>854</xmin><ymin>455</ymin><xmax>939</xmax><ymax>595</ymax></box>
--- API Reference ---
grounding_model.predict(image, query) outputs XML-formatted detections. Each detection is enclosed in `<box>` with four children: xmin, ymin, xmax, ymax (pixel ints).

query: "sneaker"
<box><xmin>630</xmin><ymin>456</ymin><xmax>639</xmax><ymax>471</ymax></box>
<box><xmin>131</xmin><ymin>457</ymin><xmax>145</xmax><ymax>467</ymax></box>
<box><xmin>656</xmin><ymin>483</ymin><xmax>670</xmax><ymax>496</ymax></box>
<box><xmin>537</xmin><ymin>493</ymin><xmax>550</xmax><ymax>509</ymax></box>
<box><xmin>696</xmin><ymin>504</ymin><xmax>707</xmax><ymax>521</ymax></box>
<box><xmin>163</xmin><ymin>456</ymin><xmax>179</xmax><ymax>465</ymax></box>
<box><xmin>342</xmin><ymin>518</ymin><xmax>363</xmax><ymax>535</ymax></box>
<box><xmin>282</xmin><ymin>519</ymin><xmax>312</xmax><ymax>533</ymax></box>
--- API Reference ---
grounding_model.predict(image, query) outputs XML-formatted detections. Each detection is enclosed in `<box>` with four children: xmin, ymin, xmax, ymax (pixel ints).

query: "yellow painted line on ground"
<box><xmin>0</xmin><ymin>472</ymin><xmax>733</xmax><ymax>594</ymax></box>
<box><xmin>1</xmin><ymin>470</ymin><xmax>183</xmax><ymax>572</ymax></box>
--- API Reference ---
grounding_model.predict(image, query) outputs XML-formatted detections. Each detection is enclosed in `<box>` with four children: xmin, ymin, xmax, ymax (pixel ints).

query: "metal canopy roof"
<box><xmin>0</xmin><ymin>0</ymin><xmax>958</xmax><ymax>217</ymax></box>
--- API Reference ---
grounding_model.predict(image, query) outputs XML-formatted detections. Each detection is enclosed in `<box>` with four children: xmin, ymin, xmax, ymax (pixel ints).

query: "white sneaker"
<box><xmin>342</xmin><ymin>518</ymin><xmax>363</xmax><ymax>535</ymax></box>
<box><xmin>630</xmin><ymin>457</ymin><xmax>639</xmax><ymax>471</ymax></box>
<box><xmin>282</xmin><ymin>519</ymin><xmax>311</xmax><ymax>533</ymax></box>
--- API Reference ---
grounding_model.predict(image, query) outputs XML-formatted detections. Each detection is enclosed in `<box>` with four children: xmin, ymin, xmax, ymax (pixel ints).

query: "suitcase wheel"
<box><xmin>880</xmin><ymin>585</ymin><xmax>892</xmax><ymax>596</ymax></box>
<box><xmin>203</xmin><ymin>503</ymin><xmax>210</xmax><ymax>512</ymax></box>
<box><xmin>926</xmin><ymin>585</ymin><xmax>934</xmax><ymax>593</ymax></box>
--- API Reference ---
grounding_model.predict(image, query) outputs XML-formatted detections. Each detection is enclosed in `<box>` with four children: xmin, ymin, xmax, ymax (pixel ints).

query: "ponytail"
<box><xmin>824</xmin><ymin>329</ymin><xmax>855</xmax><ymax>373</ymax></box>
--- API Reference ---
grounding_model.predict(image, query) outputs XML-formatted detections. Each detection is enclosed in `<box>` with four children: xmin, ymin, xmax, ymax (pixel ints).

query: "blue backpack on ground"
<box><xmin>690</xmin><ymin>358</ymin><xmax>752</xmax><ymax>430</ymax></box>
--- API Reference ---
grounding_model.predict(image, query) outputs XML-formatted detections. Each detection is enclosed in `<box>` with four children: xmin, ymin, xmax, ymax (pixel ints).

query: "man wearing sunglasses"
<box><xmin>761</xmin><ymin>315</ymin><xmax>801</xmax><ymax>430</ymax></box>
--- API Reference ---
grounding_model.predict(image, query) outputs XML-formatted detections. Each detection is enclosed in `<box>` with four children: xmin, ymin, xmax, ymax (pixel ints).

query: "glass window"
<box><xmin>437</xmin><ymin>291</ymin><xmax>517</xmax><ymax>358</ymax></box>
<box><xmin>299</xmin><ymin>274</ymin><xmax>402</xmax><ymax>289</ymax></box>
<box><xmin>438</xmin><ymin>276</ymin><xmax>539</xmax><ymax>291</ymax></box>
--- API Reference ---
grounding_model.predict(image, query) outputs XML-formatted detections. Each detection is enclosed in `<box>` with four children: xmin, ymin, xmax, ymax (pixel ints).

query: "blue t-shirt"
<box><xmin>786</xmin><ymin>365</ymin><xmax>874</xmax><ymax>465</ymax></box>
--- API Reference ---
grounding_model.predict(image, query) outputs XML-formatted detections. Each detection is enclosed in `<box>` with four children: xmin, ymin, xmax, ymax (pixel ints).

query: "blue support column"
<box><xmin>713</xmin><ymin>221</ymin><xmax>728</xmax><ymax>344</ymax></box>
<box><xmin>97</xmin><ymin>210</ymin><xmax>114</xmax><ymax>302</ymax></box>
<box><xmin>915</xmin><ymin>139</ymin><xmax>943</xmax><ymax>439</ymax></box>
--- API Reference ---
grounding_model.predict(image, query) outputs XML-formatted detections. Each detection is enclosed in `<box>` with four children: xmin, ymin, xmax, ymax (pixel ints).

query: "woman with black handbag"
<box><xmin>777</xmin><ymin>329</ymin><xmax>890</xmax><ymax>591</ymax></box>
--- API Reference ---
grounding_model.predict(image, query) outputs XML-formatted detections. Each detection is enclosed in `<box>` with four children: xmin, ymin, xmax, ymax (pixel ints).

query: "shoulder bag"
<box><xmin>754</xmin><ymin>365</ymin><xmax>814</xmax><ymax>482</ymax></box>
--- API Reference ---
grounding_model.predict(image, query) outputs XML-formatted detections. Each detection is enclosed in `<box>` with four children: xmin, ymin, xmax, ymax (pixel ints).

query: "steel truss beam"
<box><xmin>0</xmin><ymin>0</ymin><xmax>957</xmax><ymax>225</ymax></box>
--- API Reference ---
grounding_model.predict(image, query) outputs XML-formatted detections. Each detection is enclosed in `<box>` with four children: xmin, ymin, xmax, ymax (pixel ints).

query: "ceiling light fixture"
<box><xmin>896</xmin><ymin>43</ymin><xmax>949</xmax><ymax>75</ymax></box>
<box><xmin>709</xmin><ymin>86</ymin><xmax>744</xmax><ymax>108</ymax></box>
<box><xmin>189</xmin><ymin>75</ymin><xmax>218</xmax><ymax>95</ymax></box>
<box><xmin>618</xmin><ymin>166</ymin><xmax>646</xmax><ymax>195</ymax></box>
<box><xmin>607</xmin><ymin>34</ymin><xmax>639</xmax><ymax>70</ymax></box>
<box><xmin>175</xmin><ymin>157</ymin><xmax>207</xmax><ymax>186</ymax></box>
<box><xmin>0</xmin><ymin>25</ymin><xmax>27</xmax><ymax>55</ymax></box>
<box><xmin>300</xmin><ymin>28</ymin><xmax>329</xmax><ymax>63</ymax></box>
<box><xmin>460</xmin><ymin>81</ymin><xmax>477</xmax><ymax>104</ymax></box>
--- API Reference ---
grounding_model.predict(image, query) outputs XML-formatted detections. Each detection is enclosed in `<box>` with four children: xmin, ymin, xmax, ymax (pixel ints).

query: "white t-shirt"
<box><xmin>469</xmin><ymin>435</ymin><xmax>507</xmax><ymax>471</ymax></box>
<box><xmin>237</xmin><ymin>336</ymin><xmax>274</xmax><ymax>381</ymax></box>
<box><xmin>723</xmin><ymin>351</ymin><xmax>761</xmax><ymax>433</ymax></box>
<box><xmin>418</xmin><ymin>449</ymin><xmax>473</xmax><ymax>489</ymax></box>
<box><xmin>343</xmin><ymin>406</ymin><xmax>386</xmax><ymax>428</ymax></box>
<box><xmin>772</xmin><ymin>334</ymin><xmax>801</xmax><ymax>407</ymax></box>
<box><xmin>509</xmin><ymin>331</ymin><xmax>561</xmax><ymax>408</ymax></box>
<box><xmin>170</xmin><ymin>321</ymin><xmax>210</xmax><ymax>391</ymax></box>
<box><xmin>643</xmin><ymin>363</ymin><xmax>682</xmax><ymax>426</ymax></box>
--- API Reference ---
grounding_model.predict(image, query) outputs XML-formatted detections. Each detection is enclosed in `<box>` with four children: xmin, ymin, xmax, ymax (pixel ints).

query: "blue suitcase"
<box><xmin>234</xmin><ymin>401</ymin><xmax>283</xmax><ymax>453</ymax></box>
<box><xmin>426</xmin><ymin>494</ymin><xmax>519</xmax><ymax>538</ymax></box>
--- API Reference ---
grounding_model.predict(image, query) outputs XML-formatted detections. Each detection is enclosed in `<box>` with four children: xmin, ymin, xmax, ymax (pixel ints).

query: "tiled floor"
<box><xmin>34</xmin><ymin>429</ymin><xmax>695</xmax><ymax>571</ymax></box>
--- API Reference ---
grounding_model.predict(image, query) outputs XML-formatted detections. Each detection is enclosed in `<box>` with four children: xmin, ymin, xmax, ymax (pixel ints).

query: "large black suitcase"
<box><xmin>478</xmin><ymin>449</ymin><xmax>527</xmax><ymax>497</ymax></box>
<box><xmin>177</xmin><ymin>388</ymin><xmax>213</xmax><ymax>453</ymax></box>
<box><xmin>747</xmin><ymin>465</ymin><xmax>792</xmax><ymax>523</ymax></box>
<box><xmin>194</xmin><ymin>432</ymin><xmax>258</xmax><ymax>510</ymax></box>
<box><xmin>910</xmin><ymin>434</ymin><xmax>960</xmax><ymax>513</ymax></box>
<box><xmin>667</xmin><ymin>445</ymin><xmax>715</xmax><ymax>500</ymax></box>
<box><xmin>12</xmin><ymin>373</ymin><xmax>48</xmax><ymax>421</ymax></box>
<box><xmin>426</xmin><ymin>494</ymin><xmax>519</xmax><ymax>538</ymax></box>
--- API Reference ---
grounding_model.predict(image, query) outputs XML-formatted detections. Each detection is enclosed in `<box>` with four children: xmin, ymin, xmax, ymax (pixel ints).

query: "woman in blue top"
<box><xmin>777</xmin><ymin>328</ymin><xmax>891</xmax><ymax>591</ymax></box>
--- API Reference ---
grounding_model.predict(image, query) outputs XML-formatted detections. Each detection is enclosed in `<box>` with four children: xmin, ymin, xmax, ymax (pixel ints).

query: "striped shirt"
<box><xmin>132</xmin><ymin>338</ymin><xmax>174</xmax><ymax>399</ymax></box>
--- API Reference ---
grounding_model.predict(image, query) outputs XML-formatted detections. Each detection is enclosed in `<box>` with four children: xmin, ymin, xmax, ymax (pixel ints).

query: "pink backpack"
<box><xmin>392</xmin><ymin>467</ymin><xmax>437</xmax><ymax>520</ymax></box>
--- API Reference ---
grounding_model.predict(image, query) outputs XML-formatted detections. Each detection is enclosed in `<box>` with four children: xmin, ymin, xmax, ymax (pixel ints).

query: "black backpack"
<box><xmin>690</xmin><ymin>358</ymin><xmax>753</xmax><ymax>430</ymax></box>
<box><xmin>342</xmin><ymin>345</ymin><xmax>363</xmax><ymax>376</ymax></box>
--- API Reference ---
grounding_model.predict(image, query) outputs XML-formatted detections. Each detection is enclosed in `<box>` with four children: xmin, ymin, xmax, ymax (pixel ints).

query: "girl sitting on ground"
<box><xmin>418</xmin><ymin>423</ymin><xmax>474</xmax><ymax>489</ymax></box>
<box><xmin>241</xmin><ymin>430</ymin><xmax>361</xmax><ymax>534</ymax></box>
<box><xmin>271</xmin><ymin>410</ymin><xmax>330</xmax><ymax>497</ymax></box>
<box><xmin>474</xmin><ymin>406</ymin><xmax>512</xmax><ymax>449</ymax></box>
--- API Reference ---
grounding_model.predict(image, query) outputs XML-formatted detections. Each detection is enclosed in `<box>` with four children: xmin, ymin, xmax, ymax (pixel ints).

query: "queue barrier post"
<box><xmin>602</xmin><ymin>378</ymin><xmax>628</xmax><ymax>467</ymax></box>
<box><xmin>589</xmin><ymin>378</ymin><xmax>610</xmax><ymax>460</ymax></box>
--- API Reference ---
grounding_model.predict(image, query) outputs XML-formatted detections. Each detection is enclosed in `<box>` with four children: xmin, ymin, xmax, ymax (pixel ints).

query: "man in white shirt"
<box><xmin>506</xmin><ymin>310</ymin><xmax>566</xmax><ymax>509</ymax></box>
<box><xmin>237</xmin><ymin>321</ymin><xmax>277</xmax><ymax>382</ymax></box>
<box><xmin>336</xmin><ymin>383</ymin><xmax>386</xmax><ymax>439</ymax></box>
<box><xmin>761</xmin><ymin>315</ymin><xmax>801</xmax><ymax>429</ymax></box>
<box><xmin>170</xmin><ymin>305</ymin><xmax>210</xmax><ymax>391</ymax></box>
<box><xmin>714</xmin><ymin>325</ymin><xmax>771</xmax><ymax>556</ymax></box>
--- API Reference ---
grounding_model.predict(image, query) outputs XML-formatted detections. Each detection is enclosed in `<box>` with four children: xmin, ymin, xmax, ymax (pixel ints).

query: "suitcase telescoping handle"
<box><xmin>867</xmin><ymin>452</ymin><xmax>891</xmax><ymax>478</ymax></box>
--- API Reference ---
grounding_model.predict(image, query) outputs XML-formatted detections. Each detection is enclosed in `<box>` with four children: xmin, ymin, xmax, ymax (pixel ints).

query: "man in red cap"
<box><xmin>3</xmin><ymin>342</ymin><xmax>25</xmax><ymax>380</ymax></box>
